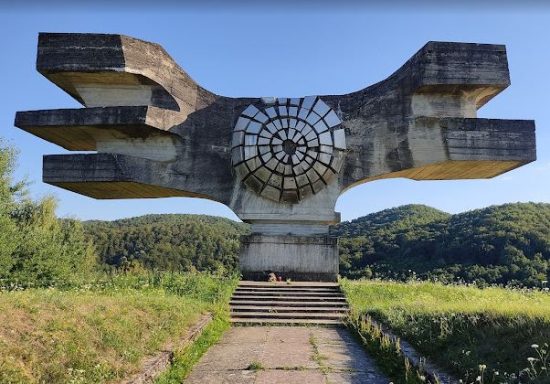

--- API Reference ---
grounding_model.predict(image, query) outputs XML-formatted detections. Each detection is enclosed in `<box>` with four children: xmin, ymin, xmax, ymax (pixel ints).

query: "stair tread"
<box><xmin>238</xmin><ymin>281</ymin><xmax>339</xmax><ymax>287</ymax></box>
<box><xmin>234</xmin><ymin>291</ymin><xmax>342</xmax><ymax>296</ymax></box>
<box><xmin>231</xmin><ymin>295</ymin><xmax>346</xmax><ymax>300</ymax></box>
<box><xmin>231</xmin><ymin>305</ymin><xmax>349</xmax><ymax>311</ymax></box>
<box><xmin>231</xmin><ymin>311</ymin><xmax>346</xmax><ymax>318</ymax></box>
<box><xmin>230</xmin><ymin>300</ymin><xmax>348</xmax><ymax>306</ymax></box>
<box><xmin>237</xmin><ymin>286</ymin><xmax>340</xmax><ymax>292</ymax></box>
<box><xmin>231</xmin><ymin>318</ymin><xmax>344</xmax><ymax>325</ymax></box>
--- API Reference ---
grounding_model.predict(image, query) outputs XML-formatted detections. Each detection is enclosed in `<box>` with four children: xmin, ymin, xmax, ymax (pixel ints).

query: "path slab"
<box><xmin>185</xmin><ymin>326</ymin><xmax>390</xmax><ymax>384</ymax></box>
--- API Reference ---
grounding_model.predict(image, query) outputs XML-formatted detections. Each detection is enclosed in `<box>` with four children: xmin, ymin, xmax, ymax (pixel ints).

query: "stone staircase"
<box><xmin>230</xmin><ymin>281</ymin><xmax>349</xmax><ymax>326</ymax></box>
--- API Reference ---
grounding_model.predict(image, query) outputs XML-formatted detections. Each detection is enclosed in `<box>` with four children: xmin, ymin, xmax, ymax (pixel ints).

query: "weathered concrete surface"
<box><xmin>15</xmin><ymin>34</ymin><xmax>536</xmax><ymax>210</ymax></box>
<box><xmin>185</xmin><ymin>326</ymin><xmax>390</xmax><ymax>384</ymax></box>
<box><xmin>14</xmin><ymin>33</ymin><xmax>537</xmax><ymax>280</ymax></box>
<box><xmin>240</xmin><ymin>235</ymin><xmax>339</xmax><ymax>281</ymax></box>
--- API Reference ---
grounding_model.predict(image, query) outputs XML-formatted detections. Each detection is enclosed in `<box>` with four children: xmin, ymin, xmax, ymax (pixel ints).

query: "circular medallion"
<box><xmin>231</xmin><ymin>96</ymin><xmax>346</xmax><ymax>203</ymax></box>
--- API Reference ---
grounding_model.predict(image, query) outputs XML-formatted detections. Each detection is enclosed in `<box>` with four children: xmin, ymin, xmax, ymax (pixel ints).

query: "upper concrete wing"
<box><xmin>35</xmin><ymin>32</ymin><xmax>216</xmax><ymax>114</ymax></box>
<box><xmin>15</xmin><ymin>33</ymin><xmax>236</xmax><ymax>203</ymax></box>
<box><xmin>320</xmin><ymin>41</ymin><xmax>536</xmax><ymax>191</ymax></box>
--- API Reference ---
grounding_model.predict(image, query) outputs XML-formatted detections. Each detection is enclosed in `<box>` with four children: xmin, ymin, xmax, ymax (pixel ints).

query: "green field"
<box><xmin>342</xmin><ymin>279</ymin><xmax>550</xmax><ymax>383</ymax></box>
<box><xmin>0</xmin><ymin>273</ymin><xmax>237</xmax><ymax>384</ymax></box>
<box><xmin>3</xmin><ymin>275</ymin><xmax>550</xmax><ymax>383</ymax></box>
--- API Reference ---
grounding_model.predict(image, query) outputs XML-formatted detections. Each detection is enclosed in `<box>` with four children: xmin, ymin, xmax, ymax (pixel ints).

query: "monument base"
<box><xmin>239</xmin><ymin>234</ymin><xmax>339</xmax><ymax>282</ymax></box>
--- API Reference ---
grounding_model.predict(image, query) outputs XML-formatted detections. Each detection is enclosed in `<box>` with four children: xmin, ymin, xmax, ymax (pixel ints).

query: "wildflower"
<box><xmin>532</xmin><ymin>344</ymin><xmax>539</xmax><ymax>349</ymax></box>
<box><xmin>476</xmin><ymin>376</ymin><xmax>482</xmax><ymax>382</ymax></box>
<box><xmin>527</xmin><ymin>357</ymin><xmax>537</xmax><ymax>362</ymax></box>
<box><xmin>479</xmin><ymin>364</ymin><xmax>487</xmax><ymax>370</ymax></box>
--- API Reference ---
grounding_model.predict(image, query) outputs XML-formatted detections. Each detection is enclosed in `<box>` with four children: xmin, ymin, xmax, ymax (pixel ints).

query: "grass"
<box><xmin>155</xmin><ymin>315</ymin><xmax>231</xmax><ymax>383</ymax></box>
<box><xmin>341</xmin><ymin>279</ymin><xmax>550</xmax><ymax>384</ymax></box>
<box><xmin>245</xmin><ymin>361</ymin><xmax>265</xmax><ymax>371</ymax></box>
<box><xmin>309</xmin><ymin>334</ymin><xmax>331</xmax><ymax>375</ymax></box>
<box><xmin>0</xmin><ymin>272</ymin><xmax>238</xmax><ymax>384</ymax></box>
<box><xmin>346</xmin><ymin>314</ymin><xmax>424</xmax><ymax>384</ymax></box>
<box><xmin>152</xmin><ymin>273</ymin><xmax>238</xmax><ymax>383</ymax></box>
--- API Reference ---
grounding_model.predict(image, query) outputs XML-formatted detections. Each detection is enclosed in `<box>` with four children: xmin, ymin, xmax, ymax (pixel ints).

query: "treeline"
<box><xmin>0</xmin><ymin>142</ymin><xmax>95</xmax><ymax>287</ymax></box>
<box><xmin>334</xmin><ymin>203</ymin><xmax>550</xmax><ymax>287</ymax></box>
<box><xmin>86</xmin><ymin>202</ymin><xmax>550</xmax><ymax>287</ymax></box>
<box><xmin>84</xmin><ymin>215</ymin><xmax>248</xmax><ymax>273</ymax></box>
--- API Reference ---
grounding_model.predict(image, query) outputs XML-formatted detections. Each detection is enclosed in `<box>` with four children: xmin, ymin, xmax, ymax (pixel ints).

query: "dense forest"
<box><xmin>85</xmin><ymin>215</ymin><xmax>247</xmax><ymax>273</ymax></box>
<box><xmin>334</xmin><ymin>203</ymin><xmax>550</xmax><ymax>287</ymax></box>
<box><xmin>84</xmin><ymin>202</ymin><xmax>550</xmax><ymax>287</ymax></box>
<box><xmin>1</xmin><ymin>139</ymin><xmax>549</xmax><ymax>288</ymax></box>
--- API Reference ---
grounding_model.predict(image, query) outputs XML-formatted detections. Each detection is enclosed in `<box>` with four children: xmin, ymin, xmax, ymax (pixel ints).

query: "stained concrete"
<box><xmin>15</xmin><ymin>34</ymin><xmax>536</xmax><ymax>214</ymax></box>
<box><xmin>185</xmin><ymin>326</ymin><xmax>390</xmax><ymax>384</ymax></box>
<box><xmin>240</xmin><ymin>235</ymin><xmax>339</xmax><ymax>281</ymax></box>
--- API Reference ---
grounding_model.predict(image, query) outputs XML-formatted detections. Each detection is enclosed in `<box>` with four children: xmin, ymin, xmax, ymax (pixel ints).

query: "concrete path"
<box><xmin>185</xmin><ymin>326</ymin><xmax>390</xmax><ymax>384</ymax></box>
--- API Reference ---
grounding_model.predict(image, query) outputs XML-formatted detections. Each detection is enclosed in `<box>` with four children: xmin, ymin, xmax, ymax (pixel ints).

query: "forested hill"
<box><xmin>332</xmin><ymin>204</ymin><xmax>451</xmax><ymax>237</ymax></box>
<box><xmin>84</xmin><ymin>215</ymin><xmax>249</xmax><ymax>273</ymax></box>
<box><xmin>83</xmin><ymin>202</ymin><xmax>550</xmax><ymax>287</ymax></box>
<box><xmin>335</xmin><ymin>203</ymin><xmax>550</xmax><ymax>286</ymax></box>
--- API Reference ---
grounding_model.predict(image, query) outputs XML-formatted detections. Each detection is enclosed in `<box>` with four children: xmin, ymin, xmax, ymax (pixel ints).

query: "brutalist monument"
<box><xmin>15</xmin><ymin>33</ymin><xmax>536</xmax><ymax>281</ymax></box>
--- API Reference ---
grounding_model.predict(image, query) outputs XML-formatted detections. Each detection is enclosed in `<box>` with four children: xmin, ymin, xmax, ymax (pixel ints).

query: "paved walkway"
<box><xmin>185</xmin><ymin>326</ymin><xmax>390</xmax><ymax>384</ymax></box>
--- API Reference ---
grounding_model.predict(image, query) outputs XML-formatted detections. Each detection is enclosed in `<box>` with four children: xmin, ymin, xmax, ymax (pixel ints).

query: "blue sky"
<box><xmin>0</xmin><ymin>5</ymin><xmax>548</xmax><ymax>222</ymax></box>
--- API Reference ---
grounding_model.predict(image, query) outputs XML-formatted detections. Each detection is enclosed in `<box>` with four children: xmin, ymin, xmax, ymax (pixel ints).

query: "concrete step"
<box><xmin>230</xmin><ymin>281</ymin><xmax>350</xmax><ymax>326</ymax></box>
<box><xmin>230</xmin><ymin>300</ymin><xmax>349</xmax><ymax>307</ymax></box>
<box><xmin>230</xmin><ymin>305</ymin><xmax>349</xmax><ymax>313</ymax></box>
<box><xmin>235</xmin><ymin>286</ymin><xmax>339</xmax><ymax>292</ymax></box>
<box><xmin>235</xmin><ymin>288</ymin><xmax>340</xmax><ymax>295</ymax></box>
<box><xmin>233</xmin><ymin>291</ymin><xmax>343</xmax><ymax>297</ymax></box>
<box><xmin>230</xmin><ymin>295</ymin><xmax>346</xmax><ymax>301</ymax></box>
<box><xmin>230</xmin><ymin>318</ymin><xmax>344</xmax><ymax>326</ymax></box>
<box><xmin>238</xmin><ymin>281</ymin><xmax>339</xmax><ymax>288</ymax></box>
<box><xmin>231</xmin><ymin>311</ymin><xmax>346</xmax><ymax>319</ymax></box>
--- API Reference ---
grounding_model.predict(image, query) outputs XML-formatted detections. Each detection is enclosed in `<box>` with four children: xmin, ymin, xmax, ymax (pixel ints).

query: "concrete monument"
<box><xmin>15</xmin><ymin>33</ymin><xmax>536</xmax><ymax>281</ymax></box>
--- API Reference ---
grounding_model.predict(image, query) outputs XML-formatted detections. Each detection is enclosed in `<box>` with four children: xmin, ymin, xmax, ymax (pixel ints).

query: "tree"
<box><xmin>0</xmin><ymin>139</ymin><xmax>97</xmax><ymax>287</ymax></box>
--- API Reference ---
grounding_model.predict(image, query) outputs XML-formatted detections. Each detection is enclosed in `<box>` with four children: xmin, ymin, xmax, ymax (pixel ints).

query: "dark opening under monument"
<box><xmin>15</xmin><ymin>33</ymin><xmax>536</xmax><ymax>281</ymax></box>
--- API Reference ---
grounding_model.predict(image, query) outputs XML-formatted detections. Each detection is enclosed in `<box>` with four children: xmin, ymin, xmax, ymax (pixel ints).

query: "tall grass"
<box><xmin>341</xmin><ymin>280</ymin><xmax>550</xmax><ymax>384</ymax></box>
<box><xmin>155</xmin><ymin>315</ymin><xmax>230</xmax><ymax>384</ymax></box>
<box><xmin>0</xmin><ymin>272</ymin><xmax>238</xmax><ymax>384</ymax></box>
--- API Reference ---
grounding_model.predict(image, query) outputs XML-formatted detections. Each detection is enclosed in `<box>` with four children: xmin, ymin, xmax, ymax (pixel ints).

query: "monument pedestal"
<box><xmin>239</xmin><ymin>234</ymin><xmax>339</xmax><ymax>282</ymax></box>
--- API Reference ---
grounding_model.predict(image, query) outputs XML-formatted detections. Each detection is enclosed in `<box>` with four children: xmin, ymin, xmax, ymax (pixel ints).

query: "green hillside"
<box><xmin>82</xmin><ymin>202</ymin><xmax>550</xmax><ymax>287</ymax></box>
<box><xmin>84</xmin><ymin>215</ymin><xmax>249</xmax><ymax>274</ymax></box>
<box><xmin>336</xmin><ymin>203</ymin><xmax>550</xmax><ymax>287</ymax></box>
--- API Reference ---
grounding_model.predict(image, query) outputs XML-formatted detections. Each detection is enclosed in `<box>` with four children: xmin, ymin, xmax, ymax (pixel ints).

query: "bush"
<box><xmin>0</xmin><ymin>140</ymin><xmax>96</xmax><ymax>289</ymax></box>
